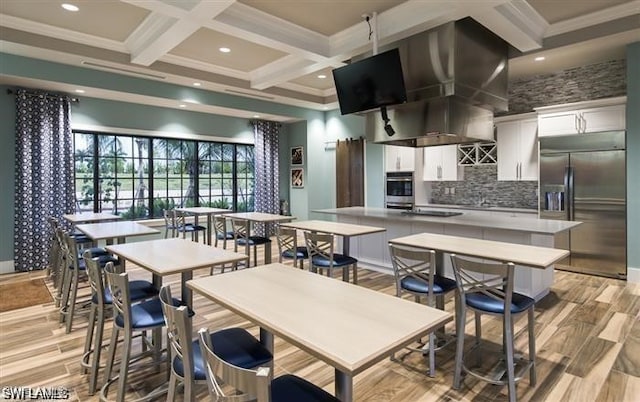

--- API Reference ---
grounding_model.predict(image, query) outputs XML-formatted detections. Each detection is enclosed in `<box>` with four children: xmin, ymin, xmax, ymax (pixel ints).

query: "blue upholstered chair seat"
<box><xmin>466</xmin><ymin>291</ymin><xmax>535</xmax><ymax>314</ymax></box>
<box><xmin>282</xmin><ymin>247</ymin><xmax>309</xmax><ymax>260</ymax></box>
<box><xmin>179</xmin><ymin>224</ymin><xmax>206</xmax><ymax>232</ymax></box>
<box><xmin>115</xmin><ymin>298</ymin><xmax>192</xmax><ymax>329</ymax></box>
<box><xmin>400</xmin><ymin>275</ymin><xmax>457</xmax><ymax>295</ymax></box>
<box><xmin>271</xmin><ymin>374</ymin><xmax>340</xmax><ymax>402</ymax></box>
<box><xmin>237</xmin><ymin>236</ymin><xmax>271</xmax><ymax>246</ymax></box>
<box><xmin>173</xmin><ymin>327</ymin><xmax>273</xmax><ymax>380</ymax></box>
<box><xmin>217</xmin><ymin>231</ymin><xmax>235</xmax><ymax>240</ymax></box>
<box><xmin>72</xmin><ymin>234</ymin><xmax>94</xmax><ymax>244</ymax></box>
<box><xmin>93</xmin><ymin>280</ymin><xmax>158</xmax><ymax>304</ymax></box>
<box><xmin>73</xmin><ymin>254</ymin><xmax>119</xmax><ymax>271</ymax></box>
<box><xmin>311</xmin><ymin>254</ymin><xmax>356</xmax><ymax>268</ymax></box>
<box><xmin>78</xmin><ymin>247</ymin><xmax>109</xmax><ymax>259</ymax></box>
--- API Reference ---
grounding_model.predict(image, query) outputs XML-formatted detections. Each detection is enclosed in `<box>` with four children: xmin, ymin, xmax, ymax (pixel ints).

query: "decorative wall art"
<box><xmin>291</xmin><ymin>168</ymin><xmax>304</xmax><ymax>188</ymax></box>
<box><xmin>290</xmin><ymin>146</ymin><xmax>303</xmax><ymax>166</ymax></box>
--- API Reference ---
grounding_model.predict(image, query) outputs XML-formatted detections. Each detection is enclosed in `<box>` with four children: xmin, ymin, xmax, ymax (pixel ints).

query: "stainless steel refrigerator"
<box><xmin>539</xmin><ymin>131</ymin><xmax>626</xmax><ymax>279</ymax></box>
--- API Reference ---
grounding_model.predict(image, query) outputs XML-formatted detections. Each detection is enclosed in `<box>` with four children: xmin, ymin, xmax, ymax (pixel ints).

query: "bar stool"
<box><xmin>450</xmin><ymin>254</ymin><xmax>536</xmax><ymax>402</ymax></box>
<box><xmin>81</xmin><ymin>251</ymin><xmax>158</xmax><ymax>395</ymax></box>
<box><xmin>275</xmin><ymin>224</ymin><xmax>307</xmax><ymax>269</ymax></box>
<box><xmin>388</xmin><ymin>244</ymin><xmax>457</xmax><ymax>377</ymax></box>
<box><xmin>304</xmin><ymin>231</ymin><xmax>358</xmax><ymax>284</ymax></box>
<box><xmin>231</xmin><ymin>218</ymin><xmax>271</xmax><ymax>267</ymax></box>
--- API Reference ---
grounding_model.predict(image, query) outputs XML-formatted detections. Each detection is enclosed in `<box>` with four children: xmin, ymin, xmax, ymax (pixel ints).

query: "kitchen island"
<box><xmin>313</xmin><ymin>207</ymin><xmax>580</xmax><ymax>300</ymax></box>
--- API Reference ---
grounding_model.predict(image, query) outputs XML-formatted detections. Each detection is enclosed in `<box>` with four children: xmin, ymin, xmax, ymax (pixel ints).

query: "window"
<box><xmin>74</xmin><ymin>131</ymin><xmax>254</xmax><ymax>219</ymax></box>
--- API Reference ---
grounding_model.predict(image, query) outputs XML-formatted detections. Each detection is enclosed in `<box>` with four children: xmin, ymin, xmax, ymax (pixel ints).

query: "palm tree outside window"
<box><xmin>73</xmin><ymin>131</ymin><xmax>254</xmax><ymax>219</ymax></box>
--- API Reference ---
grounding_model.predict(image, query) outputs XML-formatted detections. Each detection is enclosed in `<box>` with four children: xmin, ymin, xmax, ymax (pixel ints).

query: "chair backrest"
<box><xmin>388</xmin><ymin>244</ymin><xmax>437</xmax><ymax>303</ymax></box>
<box><xmin>275</xmin><ymin>225</ymin><xmax>298</xmax><ymax>263</ymax></box>
<box><xmin>61</xmin><ymin>230</ymin><xmax>81</xmax><ymax>270</ymax></box>
<box><xmin>304</xmin><ymin>231</ymin><xmax>335</xmax><ymax>269</ymax></box>
<box><xmin>214</xmin><ymin>216</ymin><xmax>228</xmax><ymax>236</ymax></box>
<box><xmin>104</xmin><ymin>262</ymin><xmax>132</xmax><ymax>330</ymax></box>
<box><xmin>197</xmin><ymin>328</ymin><xmax>270</xmax><ymax>402</ymax></box>
<box><xmin>83</xmin><ymin>250</ymin><xmax>106</xmax><ymax>306</ymax></box>
<box><xmin>159</xmin><ymin>285</ymin><xmax>196</xmax><ymax>382</ymax></box>
<box><xmin>230</xmin><ymin>218</ymin><xmax>249</xmax><ymax>240</ymax></box>
<box><xmin>450</xmin><ymin>254</ymin><xmax>515</xmax><ymax>316</ymax></box>
<box><xmin>163</xmin><ymin>209</ymin><xmax>177</xmax><ymax>237</ymax></box>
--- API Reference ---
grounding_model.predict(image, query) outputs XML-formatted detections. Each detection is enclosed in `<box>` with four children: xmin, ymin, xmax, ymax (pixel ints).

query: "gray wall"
<box><xmin>0</xmin><ymin>87</ymin><xmax>16</xmax><ymax>264</ymax></box>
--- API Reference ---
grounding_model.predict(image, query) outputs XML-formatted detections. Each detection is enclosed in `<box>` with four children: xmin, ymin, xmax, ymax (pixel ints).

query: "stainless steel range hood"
<box><xmin>366</xmin><ymin>18</ymin><xmax>509</xmax><ymax>147</ymax></box>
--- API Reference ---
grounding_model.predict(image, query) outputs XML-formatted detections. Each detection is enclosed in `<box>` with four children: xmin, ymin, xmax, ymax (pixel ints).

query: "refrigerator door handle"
<box><xmin>567</xmin><ymin>166</ymin><xmax>575</xmax><ymax>220</ymax></box>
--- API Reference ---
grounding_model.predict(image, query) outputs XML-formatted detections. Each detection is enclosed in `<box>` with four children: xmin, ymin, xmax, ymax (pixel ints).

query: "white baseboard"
<box><xmin>627</xmin><ymin>266</ymin><xmax>640</xmax><ymax>283</ymax></box>
<box><xmin>0</xmin><ymin>260</ymin><xmax>15</xmax><ymax>274</ymax></box>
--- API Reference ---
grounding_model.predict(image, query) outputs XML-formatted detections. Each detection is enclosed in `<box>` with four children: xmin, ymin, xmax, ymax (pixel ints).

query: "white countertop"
<box><xmin>313</xmin><ymin>207</ymin><xmax>580</xmax><ymax>235</ymax></box>
<box><xmin>414</xmin><ymin>204</ymin><xmax>538</xmax><ymax>214</ymax></box>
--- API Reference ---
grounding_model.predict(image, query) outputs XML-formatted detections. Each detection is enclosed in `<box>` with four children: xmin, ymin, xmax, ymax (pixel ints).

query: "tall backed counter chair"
<box><xmin>304</xmin><ymin>231</ymin><xmax>357</xmax><ymax>284</ymax></box>
<box><xmin>230</xmin><ymin>217</ymin><xmax>271</xmax><ymax>267</ymax></box>
<box><xmin>450</xmin><ymin>254</ymin><xmax>536</xmax><ymax>402</ymax></box>
<box><xmin>160</xmin><ymin>285</ymin><xmax>273</xmax><ymax>402</ymax></box>
<box><xmin>198</xmin><ymin>328</ymin><xmax>340</xmax><ymax>402</ymax></box>
<box><xmin>388</xmin><ymin>244</ymin><xmax>457</xmax><ymax>377</ymax></box>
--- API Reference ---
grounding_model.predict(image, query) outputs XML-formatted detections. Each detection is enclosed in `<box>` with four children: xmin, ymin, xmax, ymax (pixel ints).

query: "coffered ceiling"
<box><xmin>0</xmin><ymin>0</ymin><xmax>638</xmax><ymax>122</ymax></box>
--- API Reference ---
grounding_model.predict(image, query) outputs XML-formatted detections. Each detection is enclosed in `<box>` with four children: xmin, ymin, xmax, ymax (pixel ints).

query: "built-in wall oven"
<box><xmin>385</xmin><ymin>172</ymin><xmax>414</xmax><ymax>210</ymax></box>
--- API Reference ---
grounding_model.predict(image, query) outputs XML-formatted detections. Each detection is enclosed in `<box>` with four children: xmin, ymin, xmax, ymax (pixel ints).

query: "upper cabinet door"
<box><xmin>537</xmin><ymin>100</ymin><xmax>626</xmax><ymax>137</ymax></box>
<box><xmin>385</xmin><ymin>145</ymin><xmax>415</xmax><ymax>172</ymax></box>
<box><xmin>423</xmin><ymin>145</ymin><xmax>462</xmax><ymax>181</ymax></box>
<box><xmin>496</xmin><ymin>116</ymin><xmax>538</xmax><ymax>181</ymax></box>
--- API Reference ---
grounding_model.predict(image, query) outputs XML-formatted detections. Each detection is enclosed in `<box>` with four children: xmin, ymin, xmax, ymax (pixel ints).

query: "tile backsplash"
<box><xmin>428</xmin><ymin>165</ymin><xmax>538</xmax><ymax>209</ymax></box>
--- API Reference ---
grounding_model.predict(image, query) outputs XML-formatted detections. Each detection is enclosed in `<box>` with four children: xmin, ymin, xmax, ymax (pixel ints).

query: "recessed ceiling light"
<box><xmin>61</xmin><ymin>3</ymin><xmax>79</xmax><ymax>12</ymax></box>
<box><xmin>534</xmin><ymin>56</ymin><xmax>545</xmax><ymax>61</ymax></box>
<box><xmin>219</xmin><ymin>47</ymin><xmax>231</xmax><ymax>53</ymax></box>
<box><xmin>253</xmin><ymin>114</ymin><xmax>260</xmax><ymax>118</ymax></box>
<box><xmin>193</xmin><ymin>82</ymin><xmax>201</xmax><ymax>87</ymax></box>
<box><xmin>179</xmin><ymin>104</ymin><xmax>187</xmax><ymax>108</ymax></box>
<box><xmin>74</xmin><ymin>89</ymin><xmax>85</xmax><ymax>93</ymax></box>
<box><xmin>317</xmin><ymin>74</ymin><xmax>327</xmax><ymax>79</ymax></box>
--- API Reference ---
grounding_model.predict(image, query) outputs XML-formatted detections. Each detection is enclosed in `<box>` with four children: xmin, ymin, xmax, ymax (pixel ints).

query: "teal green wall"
<box><xmin>0</xmin><ymin>86</ymin><xmax>16</xmax><ymax>261</ymax></box>
<box><xmin>626</xmin><ymin>42</ymin><xmax>640</xmax><ymax>274</ymax></box>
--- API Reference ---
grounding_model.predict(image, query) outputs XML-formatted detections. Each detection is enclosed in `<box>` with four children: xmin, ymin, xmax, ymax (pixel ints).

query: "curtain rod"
<box><xmin>6</xmin><ymin>88</ymin><xmax>79</xmax><ymax>103</ymax></box>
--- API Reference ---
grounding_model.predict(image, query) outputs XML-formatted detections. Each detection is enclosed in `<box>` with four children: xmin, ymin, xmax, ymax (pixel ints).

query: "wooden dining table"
<box><xmin>187</xmin><ymin>263</ymin><xmax>452</xmax><ymax>402</ymax></box>
<box><xmin>280</xmin><ymin>220</ymin><xmax>386</xmax><ymax>282</ymax></box>
<box><xmin>75</xmin><ymin>221</ymin><xmax>160</xmax><ymax>245</ymax></box>
<box><xmin>106</xmin><ymin>238</ymin><xmax>248</xmax><ymax>307</ymax></box>
<box><xmin>175</xmin><ymin>207</ymin><xmax>230</xmax><ymax>245</ymax></box>
<box><xmin>389</xmin><ymin>232</ymin><xmax>570</xmax><ymax>300</ymax></box>
<box><xmin>63</xmin><ymin>212</ymin><xmax>122</xmax><ymax>225</ymax></box>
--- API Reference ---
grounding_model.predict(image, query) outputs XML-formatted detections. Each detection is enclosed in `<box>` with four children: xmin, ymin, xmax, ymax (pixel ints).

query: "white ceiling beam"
<box><xmin>126</xmin><ymin>0</ymin><xmax>235</xmax><ymax>66</ymax></box>
<box><xmin>471</xmin><ymin>0</ymin><xmax>548</xmax><ymax>52</ymax></box>
<box><xmin>250</xmin><ymin>56</ymin><xmax>345</xmax><ymax>91</ymax></box>
<box><xmin>545</xmin><ymin>0</ymin><xmax>640</xmax><ymax>37</ymax></box>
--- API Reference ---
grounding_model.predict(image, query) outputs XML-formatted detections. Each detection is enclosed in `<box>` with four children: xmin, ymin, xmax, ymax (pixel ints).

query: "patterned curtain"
<box><xmin>14</xmin><ymin>89</ymin><xmax>74</xmax><ymax>272</ymax></box>
<box><xmin>252</xmin><ymin>120</ymin><xmax>280</xmax><ymax>237</ymax></box>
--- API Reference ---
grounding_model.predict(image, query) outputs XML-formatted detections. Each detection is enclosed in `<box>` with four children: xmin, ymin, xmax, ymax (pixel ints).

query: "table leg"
<box><xmin>259</xmin><ymin>328</ymin><xmax>274</xmax><ymax>354</ymax></box>
<box><xmin>342</xmin><ymin>237</ymin><xmax>350</xmax><ymax>282</ymax></box>
<box><xmin>151</xmin><ymin>273</ymin><xmax>163</xmax><ymax>363</ymax></box>
<box><xmin>335</xmin><ymin>369</ymin><xmax>353</xmax><ymax>402</ymax></box>
<box><xmin>194</xmin><ymin>215</ymin><xmax>200</xmax><ymax>243</ymax></box>
<box><xmin>206</xmin><ymin>214</ymin><xmax>213</xmax><ymax>246</ymax></box>
<box><xmin>181</xmin><ymin>271</ymin><xmax>193</xmax><ymax>308</ymax></box>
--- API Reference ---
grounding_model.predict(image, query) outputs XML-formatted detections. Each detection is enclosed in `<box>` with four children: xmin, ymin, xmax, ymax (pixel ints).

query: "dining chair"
<box><xmin>81</xmin><ymin>252</ymin><xmax>158</xmax><ymax>395</ymax></box>
<box><xmin>304</xmin><ymin>231</ymin><xmax>358</xmax><ymax>284</ymax></box>
<box><xmin>388</xmin><ymin>244</ymin><xmax>457</xmax><ymax>377</ymax></box>
<box><xmin>230</xmin><ymin>217</ymin><xmax>271</xmax><ymax>267</ymax></box>
<box><xmin>167</xmin><ymin>209</ymin><xmax>207</xmax><ymax>242</ymax></box>
<box><xmin>159</xmin><ymin>285</ymin><xmax>273</xmax><ymax>402</ymax></box>
<box><xmin>197</xmin><ymin>327</ymin><xmax>340</xmax><ymax>402</ymax></box>
<box><xmin>450</xmin><ymin>254</ymin><xmax>536</xmax><ymax>402</ymax></box>
<box><xmin>102</xmin><ymin>263</ymin><xmax>174</xmax><ymax>402</ymax></box>
<box><xmin>213</xmin><ymin>215</ymin><xmax>235</xmax><ymax>249</ymax></box>
<box><xmin>275</xmin><ymin>224</ymin><xmax>308</xmax><ymax>269</ymax></box>
<box><xmin>58</xmin><ymin>230</ymin><xmax>119</xmax><ymax>334</ymax></box>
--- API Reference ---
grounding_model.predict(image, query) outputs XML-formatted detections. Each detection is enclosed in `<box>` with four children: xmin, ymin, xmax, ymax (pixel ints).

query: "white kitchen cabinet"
<box><xmin>385</xmin><ymin>145</ymin><xmax>415</xmax><ymax>172</ymax></box>
<box><xmin>496</xmin><ymin>116</ymin><xmax>538</xmax><ymax>181</ymax></box>
<box><xmin>423</xmin><ymin>145</ymin><xmax>463</xmax><ymax>181</ymax></box>
<box><xmin>536</xmin><ymin>98</ymin><xmax>625</xmax><ymax>137</ymax></box>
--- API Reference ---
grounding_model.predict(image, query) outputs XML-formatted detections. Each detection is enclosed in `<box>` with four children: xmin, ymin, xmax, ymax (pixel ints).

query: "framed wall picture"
<box><xmin>291</xmin><ymin>168</ymin><xmax>304</xmax><ymax>188</ymax></box>
<box><xmin>290</xmin><ymin>146</ymin><xmax>303</xmax><ymax>166</ymax></box>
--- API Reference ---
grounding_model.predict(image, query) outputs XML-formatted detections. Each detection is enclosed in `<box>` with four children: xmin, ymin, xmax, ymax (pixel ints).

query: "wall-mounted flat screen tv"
<box><xmin>332</xmin><ymin>48</ymin><xmax>407</xmax><ymax>115</ymax></box>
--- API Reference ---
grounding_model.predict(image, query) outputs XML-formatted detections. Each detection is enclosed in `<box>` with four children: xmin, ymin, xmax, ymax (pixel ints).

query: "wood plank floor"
<box><xmin>1</xmin><ymin>240</ymin><xmax>639</xmax><ymax>401</ymax></box>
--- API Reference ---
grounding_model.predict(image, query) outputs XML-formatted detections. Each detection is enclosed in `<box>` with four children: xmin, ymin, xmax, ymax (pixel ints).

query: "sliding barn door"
<box><xmin>336</xmin><ymin>138</ymin><xmax>364</xmax><ymax>207</ymax></box>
